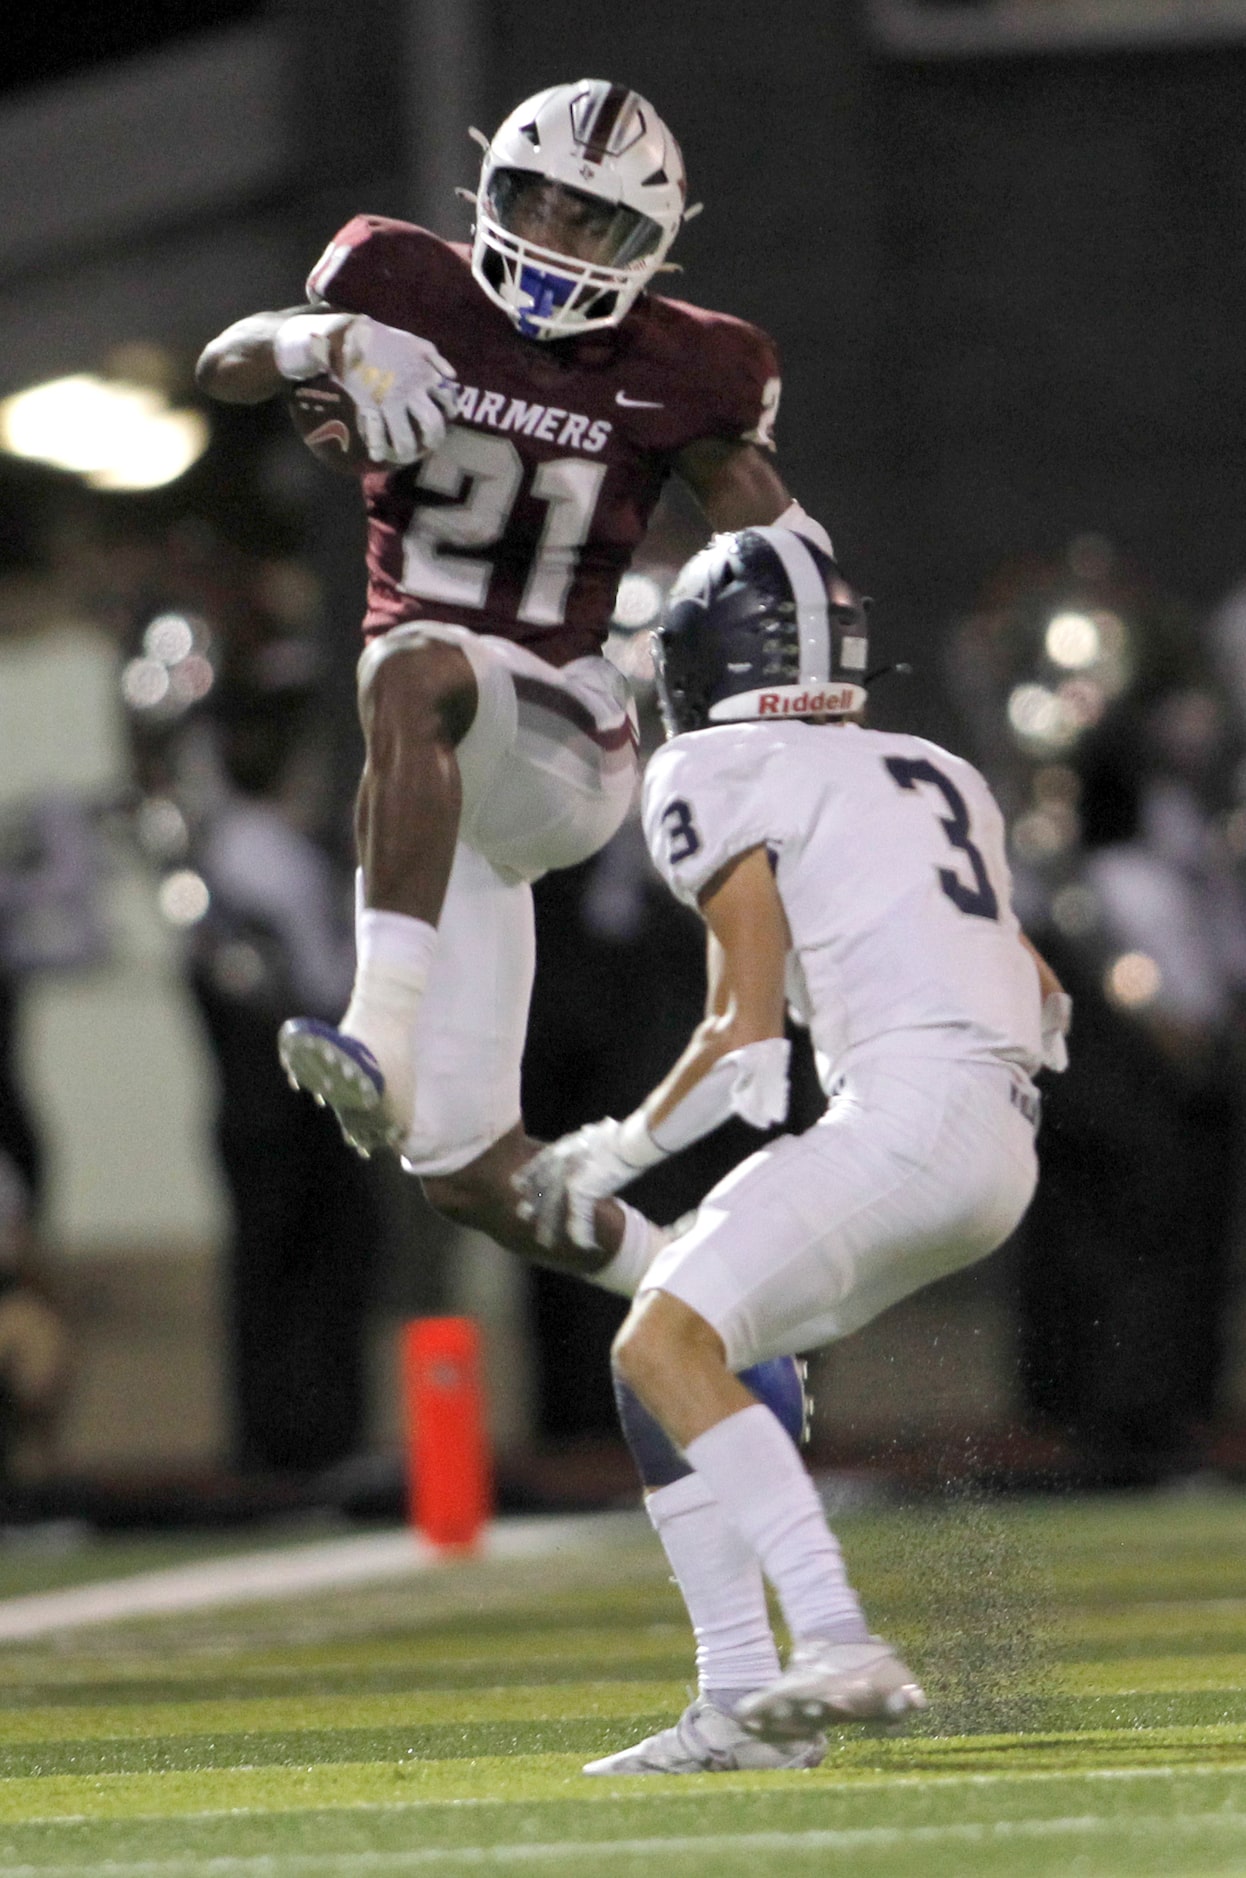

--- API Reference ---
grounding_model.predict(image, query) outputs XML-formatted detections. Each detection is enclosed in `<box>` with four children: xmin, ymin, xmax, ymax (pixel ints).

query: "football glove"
<box><xmin>1041</xmin><ymin>990</ymin><xmax>1073</xmax><ymax>1073</ymax></box>
<box><xmin>274</xmin><ymin>311</ymin><xmax>459</xmax><ymax>465</ymax></box>
<box><xmin>515</xmin><ymin>1041</ymin><xmax>791</xmax><ymax>1250</ymax></box>
<box><xmin>515</xmin><ymin>1118</ymin><xmax>663</xmax><ymax>1251</ymax></box>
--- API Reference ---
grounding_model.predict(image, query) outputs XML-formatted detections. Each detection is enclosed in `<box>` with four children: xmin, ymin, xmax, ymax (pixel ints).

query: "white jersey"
<box><xmin>641</xmin><ymin>720</ymin><xmax>1044</xmax><ymax>1083</ymax></box>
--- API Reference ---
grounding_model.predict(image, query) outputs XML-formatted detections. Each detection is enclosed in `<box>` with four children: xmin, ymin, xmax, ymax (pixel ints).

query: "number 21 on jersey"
<box><xmin>884</xmin><ymin>756</ymin><xmax>1000</xmax><ymax>921</ymax></box>
<box><xmin>401</xmin><ymin>426</ymin><xmax>607</xmax><ymax>628</ymax></box>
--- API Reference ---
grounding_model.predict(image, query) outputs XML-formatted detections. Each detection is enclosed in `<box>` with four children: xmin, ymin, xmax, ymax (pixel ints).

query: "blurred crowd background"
<box><xmin>3</xmin><ymin>0</ymin><xmax>1246</xmax><ymax>1521</ymax></box>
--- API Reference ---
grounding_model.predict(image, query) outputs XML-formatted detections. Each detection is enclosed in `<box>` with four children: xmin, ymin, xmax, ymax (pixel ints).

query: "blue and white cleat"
<box><xmin>582</xmin><ymin>1698</ymin><xmax>824</xmax><ymax>1776</ymax></box>
<box><xmin>277</xmin><ymin>1018</ymin><xmax>402</xmax><ymax>1159</ymax></box>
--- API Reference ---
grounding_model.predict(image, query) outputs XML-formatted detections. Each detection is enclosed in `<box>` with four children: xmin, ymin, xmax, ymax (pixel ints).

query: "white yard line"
<box><xmin>0</xmin><ymin>1512</ymin><xmax>643</xmax><ymax>1641</ymax></box>
<box><xmin>3</xmin><ymin>1810</ymin><xmax>1246</xmax><ymax>1874</ymax></box>
<box><xmin>13</xmin><ymin>1762</ymin><xmax>1246</xmax><ymax>1832</ymax></box>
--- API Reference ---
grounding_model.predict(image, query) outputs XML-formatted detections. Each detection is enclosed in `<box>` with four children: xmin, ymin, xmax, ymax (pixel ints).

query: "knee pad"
<box><xmin>613</xmin><ymin>1353</ymin><xmax>810</xmax><ymax>1491</ymax></box>
<box><xmin>738</xmin><ymin>1355</ymin><xmax>810</xmax><ymax>1447</ymax></box>
<box><xmin>613</xmin><ymin>1371</ymin><xmax>689</xmax><ymax>1489</ymax></box>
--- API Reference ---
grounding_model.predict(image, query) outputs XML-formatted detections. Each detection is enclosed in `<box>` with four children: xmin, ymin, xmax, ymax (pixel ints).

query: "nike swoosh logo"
<box><xmin>306</xmin><ymin>419</ymin><xmax>352</xmax><ymax>452</ymax></box>
<box><xmin>615</xmin><ymin>391</ymin><xmax>665</xmax><ymax>409</ymax></box>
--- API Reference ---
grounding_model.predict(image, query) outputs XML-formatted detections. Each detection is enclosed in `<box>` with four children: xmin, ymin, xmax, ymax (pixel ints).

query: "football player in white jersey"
<box><xmin>516</xmin><ymin>525</ymin><xmax>1070</xmax><ymax>1772</ymax></box>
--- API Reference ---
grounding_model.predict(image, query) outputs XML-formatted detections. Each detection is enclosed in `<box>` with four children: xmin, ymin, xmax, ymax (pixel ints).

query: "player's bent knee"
<box><xmin>610</xmin><ymin>1323</ymin><xmax>684</xmax><ymax>1402</ymax></box>
<box><xmin>358</xmin><ymin>633</ymin><xmax>477</xmax><ymax>741</ymax></box>
<box><xmin>613</xmin><ymin>1291</ymin><xmax>723</xmax><ymax>1390</ymax></box>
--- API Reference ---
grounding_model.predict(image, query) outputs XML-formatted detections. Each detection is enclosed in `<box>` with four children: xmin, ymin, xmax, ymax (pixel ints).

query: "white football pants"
<box><xmin>638</xmin><ymin>1053</ymin><xmax>1039</xmax><ymax>1369</ymax></box>
<box><xmin>356</xmin><ymin>623</ymin><xmax>639</xmax><ymax>1175</ymax></box>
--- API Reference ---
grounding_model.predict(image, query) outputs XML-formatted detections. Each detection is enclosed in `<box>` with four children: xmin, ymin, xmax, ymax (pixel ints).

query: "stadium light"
<box><xmin>158</xmin><ymin>869</ymin><xmax>210</xmax><ymax>927</ymax></box>
<box><xmin>1105</xmin><ymin>950</ymin><xmax>1161</xmax><ymax>1009</ymax></box>
<box><xmin>1045</xmin><ymin>610</ymin><xmax>1101</xmax><ymax>669</ymax></box>
<box><xmin>0</xmin><ymin>373</ymin><xmax>208</xmax><ymax>490</ymax></box>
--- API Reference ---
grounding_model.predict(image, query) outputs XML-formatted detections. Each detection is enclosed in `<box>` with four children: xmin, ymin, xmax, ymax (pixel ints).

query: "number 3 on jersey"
<box><xmin>401</xmin><ymin>426</ymin><xmax>607</xmax><ymax>627</ymax></box>
<box><xmin>884</xmin><ymin>756</ymin><xmax>999</xmax><ymax>921</ymax></box>
<box><xmin>660</xmin><ymin>798</ymin><xmax>703</xmax><ymax>864</ymax></box>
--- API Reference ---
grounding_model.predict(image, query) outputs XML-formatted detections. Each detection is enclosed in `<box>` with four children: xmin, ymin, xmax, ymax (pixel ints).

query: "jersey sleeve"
<box><xmin>641</xmin><ymin>733</ymin><xmax>784</xmax><ymax>907</ymax></box>
<box><xmin>698</xmin><ymin>313</ymin><xmax>782</xmax><ymax>453</ymax></box>
<box><xmin>304</xmin><ymin>216</ymin><xmax>455</xmax><ymax>330</ymax></box>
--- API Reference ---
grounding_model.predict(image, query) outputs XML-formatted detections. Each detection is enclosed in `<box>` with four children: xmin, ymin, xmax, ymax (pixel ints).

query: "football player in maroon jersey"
<box><xmin>195</xmin><ymin>77</ymin><xmax>834</xmax><ymax>1282</ymax></box>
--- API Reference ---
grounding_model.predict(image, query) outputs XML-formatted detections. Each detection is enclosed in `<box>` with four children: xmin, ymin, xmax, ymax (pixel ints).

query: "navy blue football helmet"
<box><xmin>653</xmin><ymin>525</ymin><xmax>870</xmax><ymax>736</ymax></box>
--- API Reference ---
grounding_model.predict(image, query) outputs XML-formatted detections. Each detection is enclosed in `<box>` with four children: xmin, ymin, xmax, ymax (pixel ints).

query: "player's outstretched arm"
<box><xmin>514</xmin><ymin>845</ymin><xmax>792</xmax><ymax>1249</ymax></box>
<box><xmin>195</xmin><ymin>307</ymin><xmax>316</xmax><ymax>404</ymax></box>
<box><xmin>197</xmin><ymin>307</ymin><xmax>459</xmax><ymax>463</ymax></box>
<box><xmin>675</xmin><ymin>438</ymin><xmax>792</xmax><ymax>532</ymax></box>
<box><xmin>644</xmin><ymin>845</ymin><xmax>791</xmax><ymax>1131</ymax></box>
<box><xmin>675</xmin><ymin>438</ymin><xmax>837</xmax><ymax>561</ymax></box>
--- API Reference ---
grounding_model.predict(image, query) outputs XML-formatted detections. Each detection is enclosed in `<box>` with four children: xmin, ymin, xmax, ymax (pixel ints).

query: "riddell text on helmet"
<box><xmin>758</xmin><ymin>689</ymin><xmax>857</xmax><ymax>715</ymax></box>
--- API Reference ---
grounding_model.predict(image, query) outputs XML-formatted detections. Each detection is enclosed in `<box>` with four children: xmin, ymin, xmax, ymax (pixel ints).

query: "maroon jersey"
<box><xmin>306</xmin><ymin>217</ymin><xmax>782</xmax><ymax>666</ymax></box>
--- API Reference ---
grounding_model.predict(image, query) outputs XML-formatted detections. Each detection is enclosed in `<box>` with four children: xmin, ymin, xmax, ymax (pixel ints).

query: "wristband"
<box><xmin>586</xmin><ymin>1203</ymin><xmax>665</xmax><ymax>1298</ymax></box>
<box><xmin>646</xmin><ymin>1037</ymin><xmax>791</xmax><ymax>1155</ymax></box>
<box><xmin>614</xmin><ymin>1110</ymin><xmax>670</xmax><ymax>1171</ymax></box>
<box><xmin>273</xmin><ymin>311</ymin><xmax>347</xmax><ymax>382</ymax></box>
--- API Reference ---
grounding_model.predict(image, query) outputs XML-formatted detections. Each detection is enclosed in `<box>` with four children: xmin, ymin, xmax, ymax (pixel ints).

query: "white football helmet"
<box><xmin>470</xmin><ymin>79</ymin><xmax>692</xmax><ymax>341</ymax></box>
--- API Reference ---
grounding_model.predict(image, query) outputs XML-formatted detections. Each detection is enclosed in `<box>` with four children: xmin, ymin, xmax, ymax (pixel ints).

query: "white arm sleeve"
<box><xmin>617</xmin><ymin>1037</ymin><xmax>791</xmax><ymax>1160</ymax></box>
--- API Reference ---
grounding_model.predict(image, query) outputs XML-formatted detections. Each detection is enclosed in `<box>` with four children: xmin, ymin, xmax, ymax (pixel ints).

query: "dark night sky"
<box><xmin>3</xmin><ymin>1</ymin><xmax>263</xmax><ymax>99</ymax></box>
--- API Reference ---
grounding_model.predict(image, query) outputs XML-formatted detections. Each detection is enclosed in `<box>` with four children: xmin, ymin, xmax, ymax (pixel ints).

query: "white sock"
<box><xmin>340</xmin><ymin>909</ymin><xmax>438</xmax><ymax>1119</ymax></box>
<box><xmin>684</xmin><ymin>1404</ymin><xmax>869</xmax><ymax>1646</ymax></box>
<box><xmin>646</xmin><ymin>1473</ymin><xmax>781</xmax><ymax>1708</ymax></box>
<box><xmin>587</xmin><ymin>1203</ymin><xmax>667</xmax><ymax>1297</ymax></box>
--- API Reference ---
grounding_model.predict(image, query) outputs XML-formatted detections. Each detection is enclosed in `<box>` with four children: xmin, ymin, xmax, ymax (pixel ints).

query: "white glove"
<box><xmin>274</xmin><ymin>311</ymin><xmax>459</xmax><ymax>465</ymax></box>
<box><xmin>1041</xmin><ymin>990</ymin><xmax>1073</xmax><ymax>1073</ymax></box>
<box><xmin>514</xmin><ymin>1117</ymin><xmax>665</xmax><ymax>1251</ymax></box>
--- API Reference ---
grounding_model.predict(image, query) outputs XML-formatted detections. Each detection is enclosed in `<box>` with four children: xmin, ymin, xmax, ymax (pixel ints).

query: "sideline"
<box><xmin>0</xmin><ymin>1510</ymin><xmax>645</xmax><ymax>1641</ymax></box>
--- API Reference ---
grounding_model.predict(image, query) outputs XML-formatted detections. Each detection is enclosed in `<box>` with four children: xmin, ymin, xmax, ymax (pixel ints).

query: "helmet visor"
<box><xmin>485</xmin><ymin>171</ymin><xmax>664</xmax><ymax>269</ymax></box>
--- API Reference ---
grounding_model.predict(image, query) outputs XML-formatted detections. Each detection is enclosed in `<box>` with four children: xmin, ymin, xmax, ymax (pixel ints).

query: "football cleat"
<box><xmin>582</xmin><ymin>1697</ymin><xmax>824</xmax><ymax>1776</ymax></box>
<box><xmin>277</xmin><ymin>1018</ymin><xmax>403</xmax><ymax>1158</ymax></box>
<box><xmin>736</xmin><ymin>1638</ymin><xmax>928</xmax><ymax>1742</ymax></box>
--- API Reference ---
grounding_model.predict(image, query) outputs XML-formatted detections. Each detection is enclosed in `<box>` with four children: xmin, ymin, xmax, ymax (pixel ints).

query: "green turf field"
<box><xmin>0</xmin><ymin>1489</ymin><xmax>1244</xmax><ymax>1875</ymax></box>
